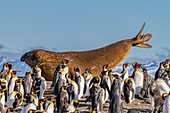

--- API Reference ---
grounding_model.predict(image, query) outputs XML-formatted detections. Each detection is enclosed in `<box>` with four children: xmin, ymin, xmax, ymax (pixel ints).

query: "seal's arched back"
<box><xmin>21</xmin><ymin>23</ymin><xmax>152</xmax><ymax>80</ymax></box>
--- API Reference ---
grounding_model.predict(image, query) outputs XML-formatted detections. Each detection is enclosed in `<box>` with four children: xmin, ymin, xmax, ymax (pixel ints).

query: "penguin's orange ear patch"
<box><xmin>92</xmin><ymin>111</ymin><xmax>97</xmax><ymax>113</ymax></box>
<box><xmin>130</xmin><ymin>78</ymin><xmax>133</xmax><ymax>81</ymax></box>
<box><xmin>151</xmin><ymin>89</ymin><xmax>154</xmax><ymax>93</ymax></box>
<box><xmin>74</xmin><ymin>99</ymin><xmax>78</xmax><ymax>103</ymax></box>
<box><xmin>94</xmin><ymin>84</ymin><xmax>98</xmax><ymax>87</ymax></box>
<box><xmin>125</xmin><ymin>79</ymin><xmax>128</xmax><ymax>83</ymax></box>
<box><xmin>162</xmin><ymin>93</ymin><xmax>168</xmax><ymax>100</ymax></box>
<box><xmin>96</xmin><ymin>78</ymin><xmax>99</xmax><ymax>81</ymax></box>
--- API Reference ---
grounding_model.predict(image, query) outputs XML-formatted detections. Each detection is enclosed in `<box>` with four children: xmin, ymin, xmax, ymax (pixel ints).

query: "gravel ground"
<box><xmin>4</xmin><ymin>81</ymin><xmax>152</xmax><ymax>113</ymax></box>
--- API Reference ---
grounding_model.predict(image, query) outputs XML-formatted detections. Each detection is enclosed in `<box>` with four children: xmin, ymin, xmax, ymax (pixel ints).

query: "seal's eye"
<box><xmin>26</xmin><ymin>52</ymin><xmax>30</xmax><ymax>56</ymax></box>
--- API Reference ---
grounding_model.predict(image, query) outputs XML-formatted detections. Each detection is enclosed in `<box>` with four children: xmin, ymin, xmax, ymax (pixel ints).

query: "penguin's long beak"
<box><xmin>128</xmin><ymin>63</ymin><xmax>131</xmax><ymax>65</ymax></box>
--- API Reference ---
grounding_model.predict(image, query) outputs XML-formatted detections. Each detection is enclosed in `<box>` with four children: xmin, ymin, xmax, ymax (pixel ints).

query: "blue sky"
<box><xmin>0</xmin><ymin>1</ymin><xmax>170</xmax><ymax>60</ymax></box>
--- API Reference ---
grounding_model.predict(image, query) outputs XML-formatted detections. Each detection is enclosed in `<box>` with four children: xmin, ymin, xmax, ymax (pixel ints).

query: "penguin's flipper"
<box><xmin>133</xmin><ymin>43</ymin><xmax>152</xmax><ymax>48</ymax></box>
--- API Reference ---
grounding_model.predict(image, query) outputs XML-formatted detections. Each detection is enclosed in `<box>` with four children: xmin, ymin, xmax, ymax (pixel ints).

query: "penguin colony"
<box><xmin>0</xmin><ymin>59</ymin><xmax>170</xmax><ymax>113</ymax></box>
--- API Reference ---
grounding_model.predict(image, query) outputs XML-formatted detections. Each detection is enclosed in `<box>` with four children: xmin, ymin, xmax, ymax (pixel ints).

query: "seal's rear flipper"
<box><xmin>132</xmin><ymin>23</ymin><xmax>152</xmax><ymax>48</ymax></box>
<box><xmin>133</xmin><ymin>43</ymin><xmax>152</xmax><ymax>48</ymax></box>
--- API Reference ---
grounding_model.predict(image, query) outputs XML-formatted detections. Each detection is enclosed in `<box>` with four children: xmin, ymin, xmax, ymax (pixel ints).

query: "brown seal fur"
<box><xmin>20</xmin><ymin>23</ymin><xmax>152</xmax><ymax>80</ymax></box>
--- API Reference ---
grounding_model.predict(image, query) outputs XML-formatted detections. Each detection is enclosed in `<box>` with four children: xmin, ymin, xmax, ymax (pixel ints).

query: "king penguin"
<box><xmin>56</xmin><ymin>86</ymin><xmax>69</xmax><ymax>113</ymax></box>
<box><xmin>141</xmin><ymin>68</ymin><xmax>151</xmax><ymax>98</ymax></box>
<box><xmin>132</xmin><ymin>62</ymin><xmax>144</xmax><ymax>97</ymax></box>
<box><xmin>13</xmin><ymin>78</ymin><xmax>24</xmax><ymax>104</ymax></box>
<box><xmin>121</xmin><ymin>63</ymin><xmax>131</xmax><ymax>81</ymax></box>
<box><xmin>124</xmin><ymin>78</ymin><xmax>135</xmax><ymax>103</ymax></box>
<box><xmin>53</xmin><ymin>64</ymin><xmax>68</xmax><ymax>93</ymax></box>
<box><xmin>65</xmin><ymin>99</ymin><xmax>79</xmax><ymax>112</ymax></box>
<box><xmin>43</xmin><ymin>97</ymin><xmax>54</xmax><ymax>113</ymax></box>
<box><xmin>33</xmin><ymin>66</ymin><xmax>46</xmax><ymax>99</ymax></box>
<box><xmin>8</xmin><ymin>74</ymin><xmax>19</xmax><ymax>95</ymax></box>
<box><xmin>162</xmin><ymin>92</ymin><xmax>170</xmax><ymax>113</ymax></box>
<box><xmin>6</xmin><ymin>64</ymin><xmax>13</xmax><ymax>83</ymax></box>
<box><xmin>0</xmin><ymin>78</ymin><xmax>8</xmax><ymax>101</ymax></box>
<box><xmin>7</xmin><ymin>91</ymin><xmax>22</xmax><ymax>109</ymax></box>
<box><xmin>82</xmin><ymin>67</ymin><xmax>95</xmax><ymax>97</ymax></box>
<box><xmin>25</xmin><ymin>91</ymin><xmax>39</xmax><ymax>107</ymax></box>
<box><xmin>65</xmin><ymin>73</ymin><xmax>78</xmax><ymax>100</ymax></box>
<box><xmin>0</xmin><ymin>62</ymin><xmax>10</xmax><ymax>78</ymax></box>
<box><xmin>109</xmin><ymin>82</ymin><xmax>122</xmax><ymax>113</ymax></box>
<box><xmin>20</xmin><ymin>103</ymin><xmax>37</xmax><ymax>113</ymax></box>
<box><xmin>51</xmin><ymin>59</ymin><xmax>71</xmax><ymax>87</ymax></box>
<box><xmin>54</xmin><ymin>70</ymin><xmax>67</xmax><ymax>95</ymax></box>
<box><xmin>100</xmin><ymin>70</ymin><xmax>110</xmax><ymax>103</ymax></box>
<box><xmin>155</xmin><ymin>62</ymin><xmax>165</xmax><ymax>81</ymax></box>
<box><xmin>0</xmin><ymin>83</ymin><xmax>5</xmax><ymax>110</ymax></box>
<box><xmin>23</xmin><ymin>71</ymin><xmax>33</xmax><ymax>96</ymax></box>
<box><xmin>74</xmin><ymin>66</ymin><xmax>85</xmax><ymax>99</ymax></box>
<box><xmin>6</xmin><ymin>108</ymin><xmax>19</xmax><ymax>113</ymax></box>
<box><xmin>90</xmin><ymin>83</ymin><xmax>102</xmax><ymax>113</ymax></box>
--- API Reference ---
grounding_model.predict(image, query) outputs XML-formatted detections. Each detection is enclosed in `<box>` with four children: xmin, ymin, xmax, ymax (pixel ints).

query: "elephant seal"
<box><xmin>20</xmin><ymin>23</ymin><xmax>152</xmax><ymax>80</ymax></box>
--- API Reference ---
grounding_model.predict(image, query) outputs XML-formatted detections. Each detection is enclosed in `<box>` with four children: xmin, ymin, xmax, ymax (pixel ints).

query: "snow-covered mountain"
<box><xmin>0</xmin><ymin>53</ymin><xmax>31</xmax><ymax>77</ymax></box>
<box><xmin>113</xmin><ymin>61</ymin><xmax>159</xmax><ymax>78</ymax></box>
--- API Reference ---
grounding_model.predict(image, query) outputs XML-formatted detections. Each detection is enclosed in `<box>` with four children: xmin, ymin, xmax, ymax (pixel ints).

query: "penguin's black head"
<box><xmin>113</xmin><ymin>74</ymin><xmax>119</xmax><ymax>79</ymax></box>
<box><xmin>95</xmin><ymin>76</ymin><xmax>101</xmax><ymax>83</ymax></box>
<box><xmin>3</xmin><ymin>62</ymin><xmax>10</xmax><ymax>68</ymax></box>
<box><xmin>103</xmin><ymin>64</ymin><xmax>110</xmax><ymax>69</ymax></box>
<box><xmin>12</xmin><ymin>71</ymin><xmax>21</xmax><ymax>76</ymax></box>
<box><xmin>28</xmin><ymin>109</ymin><xmax>44</xmax><ymax>113</ymax></box>
<box><xmin>60</xmin><ymin>65</ymin><xmax>67</xmax><ymax>69</ymax></box>
<box><xmin>8</xmin><ymin>64</ymin><xmax>13</xmax><ymax>70</ymax></box>
<box><xmin>137</xmin><ymin>63</ymin><xmax>144</xmax><ymax>68</ymax></box>
<box><xmin>61</xmin><ymin>86</ymin><xmax>69</xmax><ymax>90</ymax></box>
<box><xmin>132</xmin><ymin>62</ymin><xmax>138</xmax><ymax>68</ymax></box>
<box><xmin>124</xmin><ymin>78</ymin><xmax>133</xmax><ymax>87</ymax></box>
<box><xmin>160</xmin><ymin>62</ymin><xmax>164</xmax><ymax>67</ymax></box>
<box><xmin>7</xmin><ymin>108</ymin><xmax>18</xmax><ymax>112</ymax></box>
<box><xmin>101</xmin><ymin>71</ymin><xmax>108</xmax><ymax>76</ymax></box>
<box><xmin>15</xmin><ymin>92</ymin><xmax>22</xmax><ymax>100</ymax></box>
<box><xmin>92</xmin><ymin>110</ymin><xmax>97</xmax><ymax>113</ymax></box>
<box><xmin>61</xmin><ymin>59</ymin><xmax>71</xmax><ymax>65</ymax></box>
<box><xmin>142</xmin><ymin>68</ymin><xmax>147</xmax><ymax>73</ymax></box>
<box><xmin>162</xmin><ymin>93</ymin><xmax>168</xmax><ymax>100</ymax></box>
<box><xmin>123</xmin><ymin>63</ymin><xmax>131</xmax><ymax>68</ymax></box>
<box><xmin>25</xmin><ymin>94</ymin><xmax>32</xmax><ymax>103</ymax></box>
<box><xmin>65</xmin><ymin>73</ymin><xmax>71</xmax><ymax>79</ymax></box>
<box><xmin>74</xmin><ymin>110</ymin><xmax>80</xmax><ymax>113</ymax></box>
<box><xmin>165</xmin><ymin>68</ymin><xmax>170</xmax><ymax>74</ymax></box>
<box><xmin>127</xmin><ymin>79</ymin><xmax>133</xmax><ymax>86</ymax></box>
<box><xmin>73</xmin><ymin>99</ymin><xmax>79</xmax><ymax>108</ymax></box>
<box><xmin>166</xmin><ymin>59</ymin><xmax>170</xmax><ymax>63</ymax></box>
<box><xmin>108</xmin><ymin>70</ymin><xmax>113</xmax><ymax>74</ymax></box>
<box><xmin>74</xmin><ymin>66</ymin><xmax>80</xmax><ymax>73</ymax></box>
<box><xmin>25</xmin><ymin>71</ymin><xmax>32</xmax><ymax>76</ymax></box>
<box><xmin>85</xmin><ymin>68</ymin><xmax>93</xmax><ymax>74</ymax></box>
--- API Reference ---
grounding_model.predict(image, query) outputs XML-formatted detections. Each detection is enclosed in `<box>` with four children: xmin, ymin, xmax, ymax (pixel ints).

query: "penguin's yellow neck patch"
<box><xmin>13</xmin><ymin>75</ymin><xmax>18</xmax><ymax>78</ymax></box>
<box><xmin>2</xmin><ymin>78</ymin><xmax>5</xmax><ymax>82</ymax></box>
<box><xmin>71</xmin><ymin>80</ymin><xmax>76</xmax><ymax>85</ymax></box>
<box><xmin>89</xmin><ymin>74</ymin><xmax>93</xmax><ymax>78</ymax></box>
<box><xmin>136</xmin><ymin>70</ymin><xmax>142</xmax><ymax>73</ymax></box>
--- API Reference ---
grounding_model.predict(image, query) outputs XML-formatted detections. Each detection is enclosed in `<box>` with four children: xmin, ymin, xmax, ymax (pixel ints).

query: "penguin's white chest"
<box><xmin>163</xmin><ymin>96</ymin><xmax>170</xmax><ymax>113</ymax></box>
<box><xmin>156</xmin><ymin>79</ymin><xmax>169</xmax><ymax>96</ymax></box>
<box><xmin>134</xmin><ymin>71</ymin><xmax>143</xmax><ymax>87</ymax></box>
<box><xmin>123</xmin><ymin>71</ymin><xmax>129</xmax><ymax>81</ymax></box>
<box><xmin>20</xmin><ymin>103</ymin><xmax>37</xmax><ymax>113</ymax></box>
<box><xmin>0</xmin><ymin>94</ymin><xmax>5</xmax><ymax>109</ymax></box>
<box><xmin>46</xmin><ymin>102</ymin><xmax>54</xmax><ymax>113</ymax></box>
<box><xmin>78</xmin><ymin>75</ymin><xmax>85</xmax><ymax>99</ymax></box>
